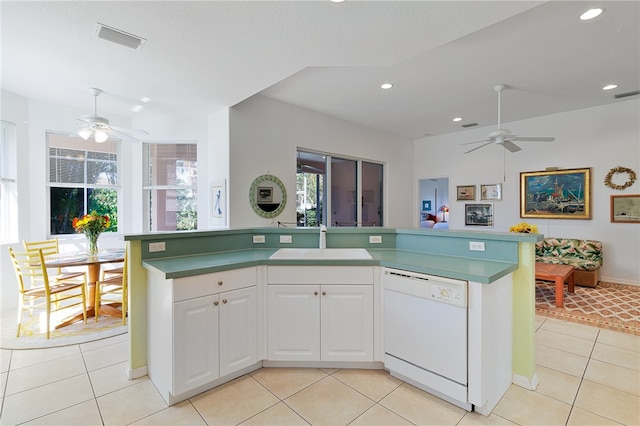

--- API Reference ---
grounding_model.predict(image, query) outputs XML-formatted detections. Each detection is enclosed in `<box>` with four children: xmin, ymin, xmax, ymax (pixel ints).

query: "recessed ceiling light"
<box><xmin>331</xmin><ymin>0</ymin><xmax>346</xmax><ymax>3</ymax></box>
<box><xmin>140</xmin><ymin>96</ymin><xmax>151</xmax><ymax>103</ymax></box>
<box><xmin>602</xmin><ymin>84</ymin><xmax>618</xmax><ymax>91</ymax></box>
<box><xmin>131</xmin><ymin>105</ymin><xmax>143</xmax><ymax>112</ymax></box>
<box><xmin>452</xmin><ymin>117</ymin><xmax>462</xmax><ymax>122</ymax></box>
<box><xmin>380</xmin><ymin>83</ymin><xmax>393</xmax><ymax>90</ymax></box>
<box><xmin>580</xmin><ymin>8</ymin><xmax>604</xmax><ymax>21</ymax></box>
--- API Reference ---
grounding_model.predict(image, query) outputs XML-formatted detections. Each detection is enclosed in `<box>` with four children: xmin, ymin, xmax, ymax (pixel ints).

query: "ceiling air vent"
<box><xmin>461</xmin><ymin>123</ymin><xmax>478</xmax><ymax>128</ymax></box>
<box><xmin>95</xmin><ymin>23</ymin><xmax>146</xmax><ymax>50</ymax></box>
<box><xmin>614</xmin><ymin>90</ymin><xmax>639</xmax><ymax>99</ymax></box>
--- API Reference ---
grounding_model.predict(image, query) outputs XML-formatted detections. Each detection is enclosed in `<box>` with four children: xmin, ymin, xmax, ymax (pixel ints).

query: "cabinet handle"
<box><xmin>222</xmin><ymin>299</ymin><xmax>228</xmax><ymax>304</ymax></box>
<box><xmin>213</xmin><ymin>301</ymin><xmax>219</xmax><ymax>306</ymax></box>
<box><xmin>314</xmin><ymin>291</ymin><xmax>318</xmax><ymax>296</ymax></box>
<box><xmin>322</xmin><ymin>291</ymin><xmax>326</xmax><ymax>296</ymax></box>
<box><xmin>218</xmin><ymin>280</ymin><xmax>223</xmax><ymax>286</ymax></box>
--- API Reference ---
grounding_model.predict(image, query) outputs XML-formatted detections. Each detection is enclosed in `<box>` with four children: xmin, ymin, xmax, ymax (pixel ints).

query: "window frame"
<box><xmin>47</xmin><ymin>131</ymin><xmax>121</xmax><ymax>237</ymax></box>
<box><xmin>142</xmin><ymin>141</ymin><xmax>198</xmax><ymax>232</ymax></box>
<box><xmin>0</xmin><ymin>120</ymin><xmax>18</xmax><ymax>244</ymax></box>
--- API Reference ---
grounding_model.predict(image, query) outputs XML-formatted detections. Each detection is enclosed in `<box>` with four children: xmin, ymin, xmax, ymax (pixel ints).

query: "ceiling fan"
<box><xmin>462</xmin><ymin>85</ymin><xmax>554</xmax><ymax>154</ymax></box>
<box><xmin>75</xmin><ymin>87</ymin><xmax>149</xmax><ymax>142</ymax></box>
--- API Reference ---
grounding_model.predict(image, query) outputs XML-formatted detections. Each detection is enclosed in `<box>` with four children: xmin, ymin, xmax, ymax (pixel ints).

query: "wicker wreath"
<box><xmin>604</xmin><ymin>166</ymin><xmax>637</xmax><ymax>190</ymax></box>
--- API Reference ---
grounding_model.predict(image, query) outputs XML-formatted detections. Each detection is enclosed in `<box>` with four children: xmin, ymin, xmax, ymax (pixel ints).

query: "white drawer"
<box><xmin>173</xmin><ymin>267</ymin><xmax>257</xmax><ymax>302</ymax></box>
<box><xmin>267</xmin><ymin>266</ymin><xmax>373</xmax><ymax>285</ymax></box>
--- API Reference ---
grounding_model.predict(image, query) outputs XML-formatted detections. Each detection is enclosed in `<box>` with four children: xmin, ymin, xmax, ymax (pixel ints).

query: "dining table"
<box><xmin>43</xmin><ymin>249</ymin><xmax>125</xmax><ymax>328</ymax></box>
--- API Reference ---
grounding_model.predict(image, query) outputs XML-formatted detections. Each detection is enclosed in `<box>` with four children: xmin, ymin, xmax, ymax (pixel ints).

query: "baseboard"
<box><xmin>601</xmin><ymin>276</ymin><xmax>640</xmax><ymax>287</ymax></box>
<box><xmin>513</xmin><ymin>372</ymin><xmax>538</xmax><ymax>390</ymax></box>
<box><xmin>128</xmin><ymin>365</ymin><xmax>148</xmax><ymax>380</ymax></box>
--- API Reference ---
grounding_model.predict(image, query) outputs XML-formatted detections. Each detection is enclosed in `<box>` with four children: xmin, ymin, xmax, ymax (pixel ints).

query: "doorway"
<box><xmin>418</xmin><ymin>178</ymin><xmax>449</xmax><ymax>227</ymax></box>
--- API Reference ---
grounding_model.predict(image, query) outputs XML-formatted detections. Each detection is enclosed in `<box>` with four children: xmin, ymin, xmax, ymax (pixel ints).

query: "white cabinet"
<box><xmin>219</xmin><ymin>286</ymin><xmax>257</xmax><ymax>376</ymax></box>
<box><xmin>173</xmin><ymin>285</ymin><xmax>257</xmax><ymax>394</ymax></box>
<box><xmin>173</xmin><ymin>295</ymin><xmax>219</xmax><ymax>395</ymax></box>
<box><xmin>267</xmin><ymin>285</ymin><xmax>320</xmax><ymax>361</ymax></box>
<box><xmin>267</xmin><ymin>266</ymin><xmax>374</xmax><ymax>362</ymax></box>
<box><xmin>148</xmin><ymin>266</ymin><xmax>258</xmax><ymax>404</ymax></box>
<box><xmin>321</xmin><ymin>285</ymin><xmax>373</xmax><ymax>361</ymax></box>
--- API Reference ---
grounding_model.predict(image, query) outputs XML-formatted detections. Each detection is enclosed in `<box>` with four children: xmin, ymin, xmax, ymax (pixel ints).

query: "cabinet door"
<box><xmin>321</xmin><ymin>285</ymin><xmax>373</xmax><ymax>362</ymax></box>
<box><xmin>173</xmin><ymin>295</ymin><xmax>219</xmax><ymax>395</ymax></box>
<box><xmin>267</xmin><ymin>285</ymin><xmax>320</xmax><ymax>361</ymax></box>
<box><xmin>219</xmin><ymin>286</ymin><xmax>257</xmax><ymax>377</ymax></box>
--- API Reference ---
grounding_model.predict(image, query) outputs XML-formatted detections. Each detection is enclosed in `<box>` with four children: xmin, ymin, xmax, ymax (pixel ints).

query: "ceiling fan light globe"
<box><xmin>78</xmin><ymin>128</ymin><xmax>92</xmax><ymax>140</ymax></box>
<box><xmin>94</xmin><ymin>129</ymin><xmax>109</xmax><ymax>143</ymax></box>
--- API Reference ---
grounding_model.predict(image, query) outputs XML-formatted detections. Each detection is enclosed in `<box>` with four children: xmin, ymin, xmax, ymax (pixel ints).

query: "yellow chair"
<box><xmin>23</xmin><ymin>239</ymin><xmax>86</xmax><ymax>282</ymax></box>
<box><xmin>9</xmin><ymin>247</ymin><xmax>87</xmax><ymax>339</ymax></box>
<box><xmin>100</xmin><ymin>264</ymin><xmax>123</xmax><ymax>281</ymax></box>
<box><xmin>95</xmin><ymin>250</ymin><xmax>127</xmax><ymax>325</ymax></box>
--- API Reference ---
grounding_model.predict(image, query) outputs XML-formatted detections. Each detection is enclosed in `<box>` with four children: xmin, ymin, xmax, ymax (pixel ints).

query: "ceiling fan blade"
<box><xmin>510</xmin><ymin>136</ymin><xmax>555</xmax><ymax>142</ymax></box>
<box><xmin>461</xmin><ymin>139</ymin><xmax>491</xmax><ymax>146</ymax></box>
<box><xmin>108</xmin><ymin>127</ymin><xmax>143</xmax><ymax>142</ymax></box>
<box><xmin>464</xmin><ymin>141</ymin><xmax>493</xmax><ymax>154</ymax></box>
<box><xmin>111</xmin><ymin>125</ymin><xmax>150</xmax><ymax>135</ymax></box>
<box><xmin>498</xmin><ymin>140</ymin><xmax>522</xmax><ymax>152</ymax></box>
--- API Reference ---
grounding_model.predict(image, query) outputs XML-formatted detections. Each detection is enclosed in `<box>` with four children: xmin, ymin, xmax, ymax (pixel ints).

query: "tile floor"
<box><xmin>1</xmin><ymin>316</ymin><xmax>638</xmax><ymax>426</ymax></box>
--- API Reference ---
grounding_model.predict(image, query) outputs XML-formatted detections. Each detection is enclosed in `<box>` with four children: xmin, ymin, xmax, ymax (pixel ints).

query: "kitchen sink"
<box><xmin>269</xmin><ymin>248</ymin><xmax>372</xmax><ymax>260</ymax></box>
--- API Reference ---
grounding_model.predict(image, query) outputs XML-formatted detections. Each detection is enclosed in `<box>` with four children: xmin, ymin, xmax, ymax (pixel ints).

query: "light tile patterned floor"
<box><xmin>1</xmin><ymin>316</ymin><xmax>638</xmax><ymax>425</ymax></box>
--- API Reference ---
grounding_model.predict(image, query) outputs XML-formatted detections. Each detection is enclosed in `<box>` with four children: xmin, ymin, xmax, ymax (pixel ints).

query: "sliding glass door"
<box><xmin>296</xmin><ymin>149</ymin><xmax>383</xmax><ymax>227</ymax></box>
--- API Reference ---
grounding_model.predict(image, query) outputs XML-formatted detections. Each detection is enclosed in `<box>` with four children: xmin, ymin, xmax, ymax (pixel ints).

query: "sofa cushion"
<box><xmin>535</xmin><ymin>238</ymin><xmax>602</xmax><ymax>271</ymax></box>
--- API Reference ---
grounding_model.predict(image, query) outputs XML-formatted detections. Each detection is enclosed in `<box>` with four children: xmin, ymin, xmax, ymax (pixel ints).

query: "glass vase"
<box><xmin>87</xmin><ymin>234</ymin><xmax>99</xmax><ymax>257</ymax></box>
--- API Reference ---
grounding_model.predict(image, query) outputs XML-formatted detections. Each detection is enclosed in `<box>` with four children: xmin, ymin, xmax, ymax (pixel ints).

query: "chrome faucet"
<box><xmin>319</xmin><ymin>225</ymin><xmax>327</xmax><ymax>249</ymax></box>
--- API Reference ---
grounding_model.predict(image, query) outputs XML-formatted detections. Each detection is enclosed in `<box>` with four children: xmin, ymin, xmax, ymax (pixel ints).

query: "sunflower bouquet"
<box><xmin>509</xmin><ymin>222</ymin><xmax>539</xmax><ymax>234</ymax></box>
<box><xmin>72</xmin><ymin>211</ymin><xmax>111</xmax><ymax>255</ymax></box>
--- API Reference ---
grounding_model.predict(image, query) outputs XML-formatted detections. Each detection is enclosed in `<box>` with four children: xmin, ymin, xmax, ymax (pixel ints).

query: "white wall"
<box><xmin>414</xmin><ymin>99</ymin><xmax>640</xmax><ymax>285</ymax></box>
<box><xmin>207</xmin><ymin>107</ymin><xmax>231</xmax><ymax>228</ymax></box>
<box><xmin>228</xmin><ymin>95</ymin><xmax>414</xmax><ymax>228</ymax></box>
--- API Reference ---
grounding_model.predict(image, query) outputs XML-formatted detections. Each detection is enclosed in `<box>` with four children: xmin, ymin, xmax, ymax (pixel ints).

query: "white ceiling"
<box><xmin>2</xmin><ymin>1</ymin><xmax>638</xmax><ymax>139</ymax></box>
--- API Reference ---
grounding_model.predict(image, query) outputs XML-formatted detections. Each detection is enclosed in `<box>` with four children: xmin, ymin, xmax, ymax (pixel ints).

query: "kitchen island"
<box><xmin>125</xmin><ymin>227</ymin><xmax>541</xmax><ymax>413</ymax></box>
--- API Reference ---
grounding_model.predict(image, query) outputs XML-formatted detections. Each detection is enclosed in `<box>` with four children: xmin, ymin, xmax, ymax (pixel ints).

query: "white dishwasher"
<box><xmin>383</xmin><ymin>268</ymin><xmax>470</xmax><ymax>410</ymax></box>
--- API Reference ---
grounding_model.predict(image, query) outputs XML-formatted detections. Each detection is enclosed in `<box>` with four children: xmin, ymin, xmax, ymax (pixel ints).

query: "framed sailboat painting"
<box><xmin>520</xmin><ymin>168</ymin><xmax>591</xmax><ymax>219</ymax></box>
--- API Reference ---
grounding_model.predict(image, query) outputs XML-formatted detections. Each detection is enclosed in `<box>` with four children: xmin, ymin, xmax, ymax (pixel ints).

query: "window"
<box><xmin>296</xmin><ymin>149</ymin><xmax>383</xmax><ymax>227</ymax></box>
<box><xmin>143</xmin><ymin>143</ymin><xmax>197</xmax><ymax>232</ymax></box>
<box><xmin>48</xmin><ymin>132</ymin><xmax>119</xmax><ymax>235</ymax></box>
<box><xmin>1</xmin><ymin>121</ymin><xmax>17</xmax><ymax>243</ymax></box>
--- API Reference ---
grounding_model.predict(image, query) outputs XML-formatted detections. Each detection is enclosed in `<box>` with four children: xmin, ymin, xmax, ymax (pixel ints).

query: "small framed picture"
<box><xmin>480</xmin><ymin>184</ymin><xmax>502</xmax><ymax>201</ymax></box>
<box><xmin>257</xmin><ymin>186</ymin><xmax>273</xmax><ymax>203</ymax></box>
<box><xmin>465</xmin><ymin>203</ymin><xmax>494</xmax><ymax>226</ymax></box>
<box><xmin>610</xmin><ymin>194</ymin><xmax>640</xmax><ymax>223</ymax></box>
<box><xmin>457</xmin><ymin>185</ymin><xmax>476</xmax><ymax>201</ymax></box>
<box><xmin>422</xmin><ymin>200</ymin><xmax>432</xmax><ymax>212</ymax></box>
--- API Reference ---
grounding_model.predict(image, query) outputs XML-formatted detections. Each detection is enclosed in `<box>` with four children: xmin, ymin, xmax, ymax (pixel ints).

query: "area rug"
<box><xmin>0</xmin><ymin>308</ymin><xmax>127</xmax><ymax>350</ymax></box>
<box><xmin>535</xmin><ymin>280</ymin><xmax>640</xmax><ymax>336</ymax></box>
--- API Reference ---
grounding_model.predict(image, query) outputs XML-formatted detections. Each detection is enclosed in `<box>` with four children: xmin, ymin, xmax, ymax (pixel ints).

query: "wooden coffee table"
<box><xmin>535</xmin><ymin>262</ymin><xmax>575</xmax><ymax>308</ymax></box>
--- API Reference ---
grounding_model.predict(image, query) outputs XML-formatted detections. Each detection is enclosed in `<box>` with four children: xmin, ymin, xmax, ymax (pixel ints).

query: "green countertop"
<box><xmin>143</xmin><ymin>248</ymin><xmax>517</xmax><ymax>284</ymax></box>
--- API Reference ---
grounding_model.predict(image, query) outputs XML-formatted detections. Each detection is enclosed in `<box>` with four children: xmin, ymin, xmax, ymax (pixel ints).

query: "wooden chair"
<box><xmin>100</xmin><ymin>264</ymin><xmax>123</xmax><ymax>281</ymax></box>
<box><xmin>95</xmin><ymin>249</ymin><xmax>127</xmax><ymax>325</ymax></box>
<box><xmin>9</xmin><ymin>247</ymin><xmax>87</xmax><ymax>339</ymax></box>
<box><xmin>23</xmin><ymin>239</ymin><xmax>85</xmax><ymax>282</ymax></box>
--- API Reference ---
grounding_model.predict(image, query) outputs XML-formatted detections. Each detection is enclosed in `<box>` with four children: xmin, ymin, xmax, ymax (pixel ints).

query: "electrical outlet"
<box><xmin>469</xmin><ymin>241</ymin><xmax>485</xmax><ymax>251</ymax></box>
<box><xmin>369</xmin><ymin>235</ymin><xmax>382</xmax><ymax>244</ymax></box>
<box><xmin>280</xmin><ymin>235</ymin><xmax>292</xmax><ymax>243</ymax></box>
<box><xmin>149</xmin><ymin>241</ymin><xmax>166</xmax><ymax>252</ymax></box>
<box><xmin>253</xmin><ymin>235</ymin><xmax>265</xmax><ymax>243</ymax></box>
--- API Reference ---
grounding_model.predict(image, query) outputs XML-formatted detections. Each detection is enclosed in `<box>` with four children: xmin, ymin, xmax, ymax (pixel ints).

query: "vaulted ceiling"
<box><xmin>2</xmin><ymin>1</ymin><xmax>638</xmax><ymax>139</ymax></box>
